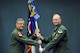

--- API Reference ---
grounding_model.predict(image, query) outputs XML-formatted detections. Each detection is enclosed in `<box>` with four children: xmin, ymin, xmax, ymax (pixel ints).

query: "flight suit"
<box><xmin>42</xmin><ymin>24</ymin><xmax>69</xmax><ymax>53</ymax></box>
<box><xmin>10</xmin><ymin>28</ymin><xmax>38</xmax><ymax>53</ymax></box>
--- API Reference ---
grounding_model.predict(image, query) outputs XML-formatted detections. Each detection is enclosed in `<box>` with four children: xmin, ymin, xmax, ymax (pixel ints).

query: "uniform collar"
<box><xmin>54</xmin><ymin>24</ymin><xmax>62</xmax><ymax>31</ymax></box>
<box><xmin>15</xmin><ymin>28</ymin><xmax>22</xmax><ymax>32</ymax></box>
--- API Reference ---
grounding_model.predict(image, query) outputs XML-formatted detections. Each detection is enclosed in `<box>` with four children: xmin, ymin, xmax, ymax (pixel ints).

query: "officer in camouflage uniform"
<box><xmin>10</xmin><ymin>18</ymin><xmax>42</xmax><ymax>53</ymax></box>
<box><xmin>39</xmin><ymin>14</ymin><xmax>69</xmax><ymax>53</ymax></box>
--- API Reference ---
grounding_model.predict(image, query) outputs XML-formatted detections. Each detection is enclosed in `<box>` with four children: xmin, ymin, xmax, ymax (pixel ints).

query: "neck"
<box><xmin>16</xmin><ymin>28</ymin><xmax>22</xmax><ymax>31</ymax></box>
<box><xmin>55</xmin><ymin>24</ymin><xmax>61</xmax><ymax>27</ymax></box>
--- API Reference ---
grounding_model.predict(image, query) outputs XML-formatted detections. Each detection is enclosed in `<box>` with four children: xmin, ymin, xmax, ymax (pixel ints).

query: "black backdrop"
<box><xmin>0</xmin><ymin>0</ymin><xmax>80</xmax><ymax>53</ymax></box>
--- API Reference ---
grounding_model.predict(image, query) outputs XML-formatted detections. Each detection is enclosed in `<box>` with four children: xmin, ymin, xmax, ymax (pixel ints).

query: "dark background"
<box><xmin>0</xmin><ymin>0</ymin><xmax>80</xmax><ymax>53</ymax></box>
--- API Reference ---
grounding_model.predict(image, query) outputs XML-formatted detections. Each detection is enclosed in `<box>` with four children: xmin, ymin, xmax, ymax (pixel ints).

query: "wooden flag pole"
<box><xmin>35</xmin><ymin>21</ymin><xmax>42</xmax><ymax>53</ymax></box>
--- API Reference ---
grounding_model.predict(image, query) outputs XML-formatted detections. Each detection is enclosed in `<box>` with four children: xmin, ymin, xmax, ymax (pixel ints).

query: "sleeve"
<box><xmin>42</xmin><ymin>36</ymin><xmax>52</xmax><ymax>44</ymax></box>
<box><xmin>29</xmin><ymin>34</ymin><xmax>37</xmax><ymax>40</ymax></box>
<box><xmin>44</xmin><ymin>29</ymin><xmax>66</xmax><ymax>51</ymax></box>
<box><xmin>13</xmin><ymin>33</ymin><xmax>38</xmax><ymax>46</ymax></box>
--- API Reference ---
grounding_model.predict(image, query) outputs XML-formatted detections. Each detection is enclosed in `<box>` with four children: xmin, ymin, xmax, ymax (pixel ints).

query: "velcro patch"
<box><xmin>58</xmin><ymin>29</ymin><xmax>63</xmax><ymax>33</ymax></box>
<box><xmin>18</xmin><ymin>32</ymin><xmax>22</xmax><ymax>37</ymax></box>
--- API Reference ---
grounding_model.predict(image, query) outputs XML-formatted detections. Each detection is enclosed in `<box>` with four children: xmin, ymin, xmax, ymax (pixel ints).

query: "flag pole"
<box><xmin>28</xmin><ymin>0</ymin><xmax>42</xmax><ymax>53</ymax></box>
<box><xmin>35</xmin><ymin>21</ymin><xmax>42</xmax><ymax>53</ymax></box>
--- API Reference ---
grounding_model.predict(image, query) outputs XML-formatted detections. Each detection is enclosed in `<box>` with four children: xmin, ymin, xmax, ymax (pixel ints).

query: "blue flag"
<box><xmin>28</xmin><ymin>1</ymin><xmax>40</xmax><ymax>21</ymax></box>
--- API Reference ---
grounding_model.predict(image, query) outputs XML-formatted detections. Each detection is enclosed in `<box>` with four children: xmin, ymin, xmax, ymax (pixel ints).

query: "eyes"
<box><xmin>20</xmin><ymin>23</ymin><xmax>24</xmax><ymax>26</ymax></box>
<box><xmin>17</xmin><ymin>23</ymin><xmax>25</xmax><ymax>26</ymax></box>
<box><xmin>52</xmin><ymin>19</ymin><xmax>58</xmax><ymax>21</ymax></box>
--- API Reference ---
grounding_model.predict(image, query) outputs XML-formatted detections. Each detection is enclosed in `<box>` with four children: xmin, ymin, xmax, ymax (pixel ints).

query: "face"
<box><xmin>52</xmin><ymin>14</ymin><xmax>61</xmax><ymax>26</ymax></box>
<box><xmin>16</xmin><ymin>20</ymin><xmax>25</xmax><ymax>30</ymax></box>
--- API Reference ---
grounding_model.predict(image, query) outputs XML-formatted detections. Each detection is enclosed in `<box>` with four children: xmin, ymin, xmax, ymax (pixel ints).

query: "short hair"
<box><xmin>53</xmin><ymin>13</ymin><xmax>62</xmax><ymax>19</ymax></box>
<box><xmin>16</xmin><ymin>18</ymin><xmax>25</xmax><ymax>23</ymax></box>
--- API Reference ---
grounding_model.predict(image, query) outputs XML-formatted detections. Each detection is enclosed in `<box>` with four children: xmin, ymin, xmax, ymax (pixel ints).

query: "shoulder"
<box><xmin>58</xmin><ymin>25</ymin><xmax>67</xmax><ymax>33</ymax></box>
<box><xmin>11</xmin><ymin>28</ymin><xmax>18</xmax><ymax>35</ymax></box>
<box><xmin>11</xmin><ymin>28</ymin><xmax>23</xmax><ymax>38</ymax></box>
<box><xmin>59</xmin><ymin>25</ymin><xmax>67</xmax><ymax>30</ymax></box>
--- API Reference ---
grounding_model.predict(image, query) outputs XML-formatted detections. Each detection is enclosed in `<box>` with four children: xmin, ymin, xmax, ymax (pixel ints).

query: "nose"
<box><xmin>21</xmin><ymin>24</ymin><xmax>24</xmax><ymax>26</ymax></box>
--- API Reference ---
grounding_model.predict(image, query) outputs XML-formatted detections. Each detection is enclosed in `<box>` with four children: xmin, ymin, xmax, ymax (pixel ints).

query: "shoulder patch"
<box><xmin>18</xmin><ymin>32</ymin><xmax>22</xmax><ymax>37</ymax></box>
<box><xmin>58</xmin><ymin>29</ymin><xmax>63</xmax><ymax>33</ymax></box>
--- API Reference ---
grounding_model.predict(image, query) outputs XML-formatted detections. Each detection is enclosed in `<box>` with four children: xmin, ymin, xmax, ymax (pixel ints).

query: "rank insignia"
<box><xmin>52</xmin><ymin>32</ymin><xmax>56</xmax><ymax>36</ymax></box>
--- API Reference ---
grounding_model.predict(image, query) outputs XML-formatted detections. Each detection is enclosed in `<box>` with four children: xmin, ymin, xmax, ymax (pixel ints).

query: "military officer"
<box><xmin>39</xmin><ymin>14</ymin><xmax>69</xmax><ymax>53</ymax></box>
<box><xmin>10</xmin><ymin>18</ymin><xmax>42</xmax><ymax>53</ymax></box>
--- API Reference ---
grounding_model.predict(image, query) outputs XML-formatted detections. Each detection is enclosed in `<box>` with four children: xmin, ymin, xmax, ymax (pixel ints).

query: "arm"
<box><xmin>41</xmin><ymin>35</ymin><xmax>52</xmax><ymax>44</ymax></box>
<box><xmin>36</xmin><ymin>32</ymin><xmax>52</xmax><ymax>44</ymax></box>
<box><xmin>28</xmin><ymin>34</ymin><xmax>37</xmax><ymax>40</ymax></box>
<box><xmin>44</xmin><ymin>29</ymin><xmax>66</xmax><ymax>51</ymax></box>
<box><xmin>13</xmin><ymin>33</ymin><xmax>39</xmax><ymax>45</ymax></box>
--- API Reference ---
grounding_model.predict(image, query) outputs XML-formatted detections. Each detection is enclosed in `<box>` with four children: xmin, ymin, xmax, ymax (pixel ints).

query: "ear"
<box><xmin>60</xmin><ymin>19</ymin><xmax>62</xmax><ymax>23</ymax></box>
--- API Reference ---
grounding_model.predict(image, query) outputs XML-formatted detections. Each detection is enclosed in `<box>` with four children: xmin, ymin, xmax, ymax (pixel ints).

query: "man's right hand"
<box><xmin>37</xmin><ymin>40</ymin><xmax>42</xmax><ymax>45</ymax></box>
